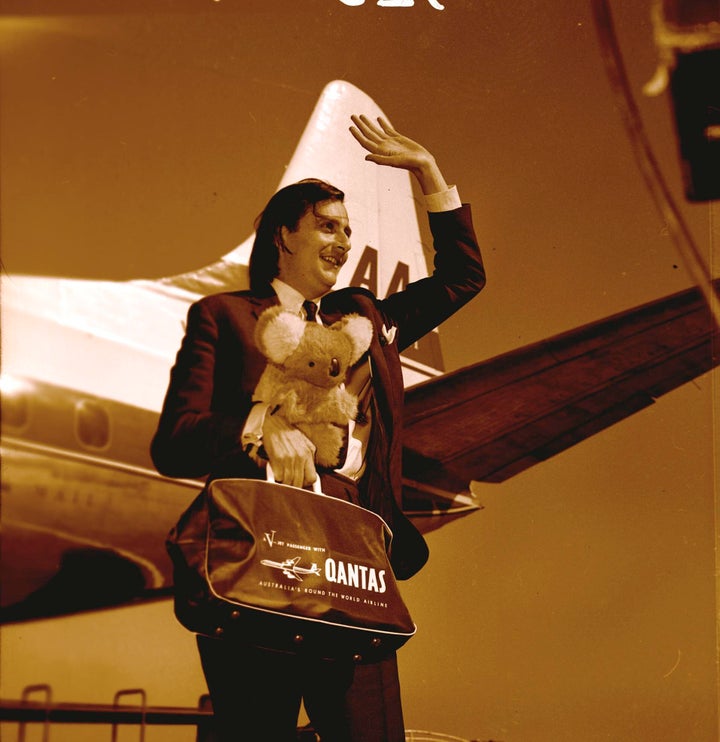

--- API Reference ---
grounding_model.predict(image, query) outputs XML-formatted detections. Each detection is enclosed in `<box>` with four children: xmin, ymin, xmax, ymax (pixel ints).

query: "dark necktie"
<box><xmin>302</xmin><ymin>300</ymin><xmax>318</xmax><ymax>323</ymax></box>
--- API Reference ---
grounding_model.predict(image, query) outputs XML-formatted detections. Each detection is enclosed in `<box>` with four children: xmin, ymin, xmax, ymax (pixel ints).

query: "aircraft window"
<box><xmin>75</xmin><ymin>400</ymin><xmax>111</xmax><ymax>450</ymax></box>
<box><xmin>1</xmin><ymin>390</ymin><xmax>29</xmax><ymax>429</ymax></box>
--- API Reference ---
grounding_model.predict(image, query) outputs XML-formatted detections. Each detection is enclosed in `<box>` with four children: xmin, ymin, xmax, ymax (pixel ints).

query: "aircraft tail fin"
<box><xmin>149</xmin><ymin>80</ymin><xmax>420</xmax><ymax>295</ymax></box>
<box><xmin>146</xmin><ymin>80</ymin><xmax>443</xmax><ymax>379</ymax></box>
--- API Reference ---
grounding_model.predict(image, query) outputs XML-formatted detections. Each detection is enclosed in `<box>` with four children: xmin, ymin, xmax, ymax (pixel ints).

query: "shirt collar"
<box><xmin>271</xmin><ymin>278</ymin><xmax>323</xmax><ymax>316</ymax></box>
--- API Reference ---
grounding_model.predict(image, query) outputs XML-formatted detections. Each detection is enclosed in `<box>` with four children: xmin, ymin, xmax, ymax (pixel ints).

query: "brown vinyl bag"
<box><xmin>166</xmin><ymin>476</ymin><xmax>416</xmax><ymax>662</ymax></box>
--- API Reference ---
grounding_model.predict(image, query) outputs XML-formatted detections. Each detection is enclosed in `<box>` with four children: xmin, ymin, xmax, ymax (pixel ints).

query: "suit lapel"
<box><xmin>324</xmin><ymin>295</ymin><xmax>401</xmax><ymax>430</ymax></box>
<box><xmin>247</xmin><ymin>292</ymin><xmax>279</xmax><ymax>321</ymax></box>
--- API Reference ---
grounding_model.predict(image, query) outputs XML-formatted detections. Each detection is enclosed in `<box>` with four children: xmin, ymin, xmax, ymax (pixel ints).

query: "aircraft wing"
<box><xmin>402</xmin><ymin>279</ymin><xmax>719</xmax><ymax>528</ymax></box>
<box><xmin>2</xmin><ymin>281</ymin><xmax>716</xmax><ymax>621</ymax></box>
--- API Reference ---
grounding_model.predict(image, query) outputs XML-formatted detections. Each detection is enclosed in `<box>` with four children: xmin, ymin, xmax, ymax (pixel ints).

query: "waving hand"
<box><xmin>349</xmin><ymin>114</ymin><xmax>449</xmax><ymax>195</ymax></box>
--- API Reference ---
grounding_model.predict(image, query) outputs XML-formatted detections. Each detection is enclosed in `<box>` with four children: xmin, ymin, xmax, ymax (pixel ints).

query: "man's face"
<box><xmin>277</xmin><ymin>199</ymin><xmax>352</xmax><ymax>299</ymax></box>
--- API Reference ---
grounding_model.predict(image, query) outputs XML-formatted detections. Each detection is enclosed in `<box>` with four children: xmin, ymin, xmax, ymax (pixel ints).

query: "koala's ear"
<box><xmin>255</xmin><ymin>307</ymin><xmax>305</xmax><ymax>364</ymax></box>
<box><xmin>340</xmin><ymin>314</ymin><xmax>374</xmax><ymax>364</ymax></box>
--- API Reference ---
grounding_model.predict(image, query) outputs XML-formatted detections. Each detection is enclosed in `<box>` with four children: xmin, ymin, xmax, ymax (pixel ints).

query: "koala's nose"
<box><xmin>330</xmin><ymin>358</ymin><xmax>341</xmax><ymax>378</ymax></box>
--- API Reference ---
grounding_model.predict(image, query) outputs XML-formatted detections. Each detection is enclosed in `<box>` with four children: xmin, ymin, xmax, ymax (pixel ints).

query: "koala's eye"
<box><xmin>308</xmin><ymin>361</ymin><xmax>315</xmax><ymax>367</ymax></box>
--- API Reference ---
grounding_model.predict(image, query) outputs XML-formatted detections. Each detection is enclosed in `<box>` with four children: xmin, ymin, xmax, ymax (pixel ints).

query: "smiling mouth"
<box><xmin>321</xmin><ymin>255</ymin><xmax>345</xmax><ymax>269</ymax></box>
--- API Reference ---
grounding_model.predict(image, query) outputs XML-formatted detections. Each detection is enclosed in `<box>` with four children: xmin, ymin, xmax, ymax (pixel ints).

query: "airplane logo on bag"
<box><xmin>260</xmin><ymin>556</ymin><xmax>322</xmax><ymax>581</ymax></box>
<box><xmin>261</xmin><ymin>531</ymin><xmax>388</xmax><ymax>593</ymax></box>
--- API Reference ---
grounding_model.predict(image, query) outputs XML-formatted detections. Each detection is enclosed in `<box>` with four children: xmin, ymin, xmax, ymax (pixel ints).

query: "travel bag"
<box><xmin>166</xmin><ymin>474</ymin><xmax>416</xmax><ymax>662</ymax></box>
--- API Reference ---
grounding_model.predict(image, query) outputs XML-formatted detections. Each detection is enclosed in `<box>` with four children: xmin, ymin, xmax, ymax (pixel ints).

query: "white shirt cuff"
<box><xmin>424</xmin><ymin>185</ymin><xmax>461</xmax><ymax>213</ymax></box>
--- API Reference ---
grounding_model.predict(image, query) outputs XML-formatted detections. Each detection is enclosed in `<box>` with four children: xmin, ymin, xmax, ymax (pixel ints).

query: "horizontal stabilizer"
<box><xmin>402</xmin><ymin>279</ymin><xmax>719</xmax><ymax>501</ymax></box>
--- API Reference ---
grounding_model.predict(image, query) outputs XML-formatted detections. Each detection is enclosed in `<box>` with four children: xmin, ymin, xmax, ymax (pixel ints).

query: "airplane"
<box><xmin>260</xmin><ymin>557</ymin><xmax>323</xmax><ymax>582</ymax></box>
<box><xmin>1</xmin><ymin>79</ymin><xmax>718</xmax><ymax>627</ymax></box>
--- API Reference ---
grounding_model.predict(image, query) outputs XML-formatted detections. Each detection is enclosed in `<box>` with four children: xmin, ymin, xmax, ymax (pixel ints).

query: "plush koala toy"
<box><xmin>254</xmin><ymin>306</ymin><xmax>374</xmax><ymax>468</ymax></box>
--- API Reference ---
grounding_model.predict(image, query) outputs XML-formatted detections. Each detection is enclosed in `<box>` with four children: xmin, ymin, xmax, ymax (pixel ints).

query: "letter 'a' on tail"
<box><xmin>155</xmin><ymin>80</ymin><xmax>445</xmax><ymax>384</ymax></box>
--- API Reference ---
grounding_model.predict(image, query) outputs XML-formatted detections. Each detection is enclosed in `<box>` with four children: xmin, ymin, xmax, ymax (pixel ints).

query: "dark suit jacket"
<box><xmin>151</xmin><ymin>205</ymin><xmax>485</xmax><ymax>578</ymax></box>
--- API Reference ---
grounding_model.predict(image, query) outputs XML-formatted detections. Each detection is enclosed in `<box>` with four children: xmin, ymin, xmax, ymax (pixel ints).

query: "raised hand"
<box><xmin>349</xmin><ymin>114</ymin><xmax>449</xmax><ymax>195</ymax></box>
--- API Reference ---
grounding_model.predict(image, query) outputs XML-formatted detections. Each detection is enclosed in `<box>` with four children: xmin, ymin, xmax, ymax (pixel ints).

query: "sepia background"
<box><xmin>1</xmin><ymin>0</ymin><xmax>717</xmax><ymax>740</ymax></box>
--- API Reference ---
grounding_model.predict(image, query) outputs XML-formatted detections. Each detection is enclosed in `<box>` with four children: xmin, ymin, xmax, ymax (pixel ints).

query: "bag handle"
<box><xmin>265</xmin><ymin>463</ymin><xmax>323</xmax><ymax>495</ymax></box>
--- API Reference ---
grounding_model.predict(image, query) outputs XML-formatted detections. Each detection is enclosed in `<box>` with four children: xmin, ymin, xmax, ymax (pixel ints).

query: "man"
<box><xmin>151</xmin><ymin>114</ymin><xmax>485</xmax><ymax>741</ymax></box>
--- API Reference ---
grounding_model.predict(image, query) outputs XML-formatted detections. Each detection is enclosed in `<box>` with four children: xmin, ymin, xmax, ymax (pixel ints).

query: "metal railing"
<box><xmin>1</xmin><ymin>684</ymin><xmax>485</xmax><ymax>741</ymax></box>
<box><xmin>1</xmin><ymin>685</ymin><xmax>221</xmax><ymax>742</ymax></box>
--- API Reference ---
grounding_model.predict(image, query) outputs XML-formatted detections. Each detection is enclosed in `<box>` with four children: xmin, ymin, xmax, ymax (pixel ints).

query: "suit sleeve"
<box><xmin>150</xmin><ymin>299</ymin><xmax>250</xmax><ymax>479</ymax></box>
<box><xmin>379</xmin><ymin>204</ymin><xmax>486</xmax><ymax>352</ymax></box>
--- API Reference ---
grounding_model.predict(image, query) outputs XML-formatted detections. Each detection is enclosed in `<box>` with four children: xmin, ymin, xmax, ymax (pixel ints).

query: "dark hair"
<box><xmin>249</xmin><ymin>178</ymin><xmax>345</xmax><ymax>291</ymax></box>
